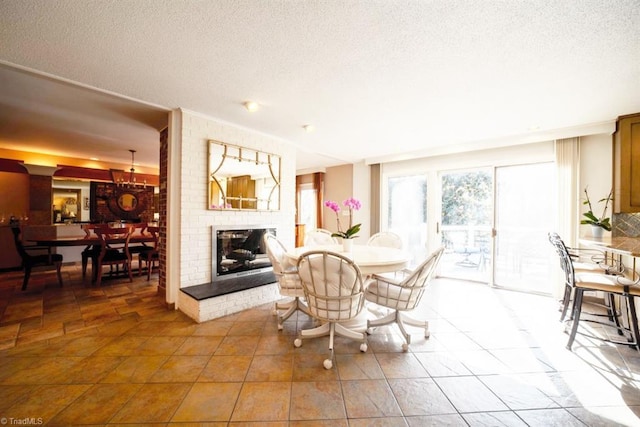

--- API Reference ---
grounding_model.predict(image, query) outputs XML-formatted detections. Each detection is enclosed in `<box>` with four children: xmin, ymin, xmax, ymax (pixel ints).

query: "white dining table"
<box><xmin>285</xmin><ymin>244</ymin><xmax>411</xmax><ymax>275</ymax></box>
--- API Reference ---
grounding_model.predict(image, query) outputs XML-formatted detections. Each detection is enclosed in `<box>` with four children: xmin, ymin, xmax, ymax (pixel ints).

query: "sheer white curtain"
<box><xmin>553</xmin><ymin>137</ymin><xmax>580</xmax><ymax>297</ymax></box>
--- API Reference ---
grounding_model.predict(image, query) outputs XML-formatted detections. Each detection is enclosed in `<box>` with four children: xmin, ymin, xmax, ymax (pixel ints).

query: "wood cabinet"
<box><xmin>613</xmin><ymin>113</ymin><xmax>640</xmax><ymax>213</ymax></box>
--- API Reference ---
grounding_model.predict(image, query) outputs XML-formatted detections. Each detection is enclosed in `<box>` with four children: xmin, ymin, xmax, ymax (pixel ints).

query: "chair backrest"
<box><xmin>263</xmin><ymin>233</ymin><xmax>291</xmax><ymax>276</ymax></box>
<box><xmin>392</xmin><ymin>246</ymin><xmax>445</xmax><ymax>309</ymax></box>
<box><xmin>367</xmin><ymin>231</ymin><xmax>403</xmax><ymax>249</ymax></box>
<box><xmin>304</xmin><ymin>229</ymin><xmax>337</xmax><ymax>246</ymax></box>
<box><xmin>95</xmin><ymin>225</ymin><xmax>134</xmax><ymax>259</ymax></box>
<box><xmin>296</xmin><ymin>250</ymin><xmax>365</xmax><ymax>322</ymax></box>
<box><xmin>548</xmin><ymin>232</ymin><xmax>575</xmax><ymax>288</ymax></box>
<box><xmin>82</xmin><ymin>223</ymin><xmax>101</xmax><ymax>238</ymax></box>
<box><xmin>10</xmin><ymin>223</ymin><xmax>30</xmax><ymax>260</ymax></box>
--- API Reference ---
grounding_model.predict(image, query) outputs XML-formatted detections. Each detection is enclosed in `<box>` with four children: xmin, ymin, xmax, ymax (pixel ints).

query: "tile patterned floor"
<box><xmin>1</xmin><ymin>263</ymin><xmax>639</xmax><ymax>426</ymax></box>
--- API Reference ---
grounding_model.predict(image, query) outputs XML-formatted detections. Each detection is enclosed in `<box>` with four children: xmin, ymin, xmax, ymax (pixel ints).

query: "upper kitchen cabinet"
<box><xmin>613</xmin><ymin>113</ymin><xmax>640</xmax><ymax>213</ymax></box>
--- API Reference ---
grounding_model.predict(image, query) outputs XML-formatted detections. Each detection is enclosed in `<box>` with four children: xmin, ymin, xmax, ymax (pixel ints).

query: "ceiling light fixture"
<box><xmin>117</xmin><ymin>149</ymin><xmax>146</xmax><ymax>188</ymax></box>
<box><xmin>303</xmin><ymin>124</ymin><xmax>316</xmax><ymax>133</ymax></box>
<box><xmin>244</xmin><ymin>101</ymin><xmax>259</xmax><ymax>112</ymax></box>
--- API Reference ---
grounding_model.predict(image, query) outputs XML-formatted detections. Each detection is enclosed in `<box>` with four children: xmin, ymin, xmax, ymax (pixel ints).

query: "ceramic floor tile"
<box><xmin>49</xmin><ymin>355</ymin><xmax>125</xmax><ymax>383</ymax></box>
<box><xmin>567</xmin><ymin>406</ymin><xmax>640</xmax><ymax>427</ymax></box>
<box><xmin>245</xmin><ymin>354</ymin><xmax>294</xmax><ymax>382</ymax></box>
<box><xmin>109</xmin><ymin>382</ymin><xmax>192</xmax><ymax>423</ymax></box>
<box><xmin>134</xmin><ymin>335</ymin><xmax>188</xmax><ymax>355</ymax></box>
<box><xmin>514</xmin><ymin>408</ymin><xmax>585</xmax><ymax>426</ymax></box>
<box><xmin>227</xmin><ymin>321</ymin><xmax>267</xmax><ymax>336</ymax></box>
<box><xmin>405</xmin><ymin>414</ymin><xmax>469</xmax><ymax>426</ymax></box>
<box><xmin>231</xmin><ymin>381</ymin><xmax>291</xmax><ymax>422</ymax></box>
<box><xmin>214</xmin><ymin>335</ymin><xmax>260</xmax><ymax>356</ymax></box>
<box><xmin>434</xmin><ymin>376</ymin><xmax>509</xmax><ymax>413</ymax></box>
<box><xmin>172</xmin><ymin>382</ymin><xmax>243</xmax><ymax>422</ymax></box>
<box><xmin>289</xmin><ymin>381</ymin><xmax>346</xmax><ymax>420</ymax></box>
<box><xmin>374</xmin><ymin>352</ymin><xmax>429</xmax><ymax>379</ymax></box>
<box><xmin>479</xmin><ymin>374</ymin><xmax>560</xmax><ymax>411</ymax></box>
<box><xmin>349</xmin><ymin>416</ymin><xmax>410</xmax><ymax>426</ymax></box>
<box><xmin>413</xmin><ymin>351</ymin><xmax>473</xmax><ymax>377</ymax></box>
<box><xmin>191</xmin><ymin>320</ymin><xmax>234</xmax><ymax>336</ymax></box>
<box><xmin>147</xmin><ymin>354</ymin><xmax>210</xmax><ymax>382</ymax></box>
<box><xmin>462</xmin><ymin>411</ymin><xmax>528</xmax><ymax>426</ymax></box>
<box><xmin>335</xmin><ymin>353</ymin><xmax>385</xmax><ymax>380</ymax></box>
<box><xmin>48</xmin><ymin>383</ymin><xmax>142</xmax><ymax>425</ymax></box>
<box><xmin>3</xmin><ymin>384</ymin><xmax>91</xmax><ymax>423</ymax></box>
<box><xmin>254</xmin><ymin>333</ymin><xmax>297</xmax><ymax>355</ymax></box>
<box><xmin>91</xmin><ymin>335</ymin><xmax>150</xmax><ymax>355</ymax></box>
<box><xmin>292</xmin><ymin>353</ymin><xmax>339</xmax><ymax>382</ymax></box>
<box><xmin>2</xmin><ymin>356</ymin><xmax>84</xmax><ymax>385</ymax></box>
<box><xmin>387</xmin><ymin>378</ymin><xmax>457</xmax><ymax>416</ymax></box>
<box><xmin>99</xmin><ymin>355</ymin><xmax>168</xmax><ymax>383</ymax></box>
<box><xmin>341</xmin><ymin>379</ymin><xmax>403</xmax><ymax>418</ymax></box>
<box><xmin>2</xmin><ymin>272</ymin><xmax>640</xmax><ymax>425</ymax></box>
<box><xmin>198</xmin><ymin>355</ymin><xmax>253</xmax><ymax>382</ymax></box>
<box><xmin>173</xmin><ymin>335</ymin><xmax>223</xmax><ymax>355</ymax></box>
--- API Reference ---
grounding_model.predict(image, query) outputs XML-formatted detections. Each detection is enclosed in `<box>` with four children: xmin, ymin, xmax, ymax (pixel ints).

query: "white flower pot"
<box><xmin>591</xmin><ymin>225</ymin><xmax>604</xmax><ymax>239</ymax></box>
<box><xmin>342</xmin><ymin>238</ymin><xmax>353</xmax><ymax>252</ymax></box>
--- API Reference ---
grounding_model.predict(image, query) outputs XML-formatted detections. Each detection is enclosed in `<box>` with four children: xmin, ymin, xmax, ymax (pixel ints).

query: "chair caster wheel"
<box><xmin>323</xmin><ymin>359</ymin><xmax>333</xmax><ymax>369</ymax></box>
<box><xmin>366</xmin><ymin>328</ymin><xmax>373</xmax><ymax>335</ymax></box>
<box><xmin>402</xmin><ymin>343</ymin><xmax>409</xmax><ymax>352</ymax></box>
<box><xmin>294</xmin><ymin>338</ymin><xmax>302</xmax><ymax>347</ymax></box>
<box><xmin>425</xmin><ymin>331</ymin><xmax>431</xmax><ymax>339</ymax></box>
<box><xmin>277</xmin><ymin>324</ymin><xmax>283</xmax><ymax>331</ymax></box>
<box><xmin>360</xmin><ymin>343</ymin><xmax>368</xmax><ymax>352</ymax></box>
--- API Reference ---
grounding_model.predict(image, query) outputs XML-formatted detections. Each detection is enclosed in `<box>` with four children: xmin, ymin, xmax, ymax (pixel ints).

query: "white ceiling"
<box><xmin>0</xmin><ymin>0</ymin><xmax>639</xmax><ymax>171</ymax></box>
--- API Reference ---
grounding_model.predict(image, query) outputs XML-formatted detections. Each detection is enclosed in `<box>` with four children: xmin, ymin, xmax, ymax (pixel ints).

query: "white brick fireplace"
<box><xmin>174</xmin><ymin>109</ymin><xmax>296</xmax><ymax>322</ymax></box>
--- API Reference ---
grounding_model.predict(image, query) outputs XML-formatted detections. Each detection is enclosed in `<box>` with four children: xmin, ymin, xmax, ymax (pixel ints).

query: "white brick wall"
<box><xmin>176</xmin><ymin>109</ymin><xmax>296</xmax><ymax>322</ymax></box>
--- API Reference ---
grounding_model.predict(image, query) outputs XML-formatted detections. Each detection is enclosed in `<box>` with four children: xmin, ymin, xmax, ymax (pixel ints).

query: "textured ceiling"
<box><xmin>0</xmin><ymin>0</ymin><xmax>639</xmax><ymax>171</ymax></box>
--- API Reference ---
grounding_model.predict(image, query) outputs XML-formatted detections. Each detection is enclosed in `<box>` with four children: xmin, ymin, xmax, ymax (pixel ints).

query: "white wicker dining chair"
<box><xmin>263</xmin><ymin>233</ymin><xmax>310</xmax><ymax>330</ymax></box>
<box><xmin>295</xmin><ymin>250</ymin><xmax>368</xmax><ymax>369</ymax></box>
<box><xmin>303</xmin><ymin>228</ymin><xmax>338</xmax><ymax>246</ymax></box>
<box><xmin>365</xmin><ymin>246</ymin><xmax>444</xmax><ymax>351</ymax></box>
<box><xmin>367</xmin><ymin>231</ymin><xmax>403</xmax><ymax>249</ymax></box>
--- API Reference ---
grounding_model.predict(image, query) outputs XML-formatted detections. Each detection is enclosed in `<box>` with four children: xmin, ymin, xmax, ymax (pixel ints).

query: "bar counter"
<box><xmin>580</xmin><ymin>236</ymin><xmax>640</xmax><ymax>282</ymax></box>
<box><xmin>579</xmin><ymin>236</ymin><xmax>640</xmax><ymax>257</ymax></box>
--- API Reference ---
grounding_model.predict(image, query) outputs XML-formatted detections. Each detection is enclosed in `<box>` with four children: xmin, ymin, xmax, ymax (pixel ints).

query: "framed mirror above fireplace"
<box><xmin>208</xmin><ymin>140</ymin><xmax>281</xmax><ymax>211</ymax></box>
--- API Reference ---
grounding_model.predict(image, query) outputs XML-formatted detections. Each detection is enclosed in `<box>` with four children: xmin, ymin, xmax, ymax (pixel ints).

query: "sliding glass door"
<box><xmin>493</xmin><ymin>162</ymin><xmax>555</xmax><ymax>293</ymax></box>
<box><xmin>384</xmin><ymin>160</ymin><xmax>555</xmax><ymax>295</ymax></box>
<box><xmin>439</xmin><ymin>169</ymin><xmax>493</xmax><ymax>282</ymax></box>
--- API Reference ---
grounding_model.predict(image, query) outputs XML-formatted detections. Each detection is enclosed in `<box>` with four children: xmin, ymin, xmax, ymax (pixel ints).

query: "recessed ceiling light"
<box><xmin>89</xmin><ymin>157</ymin><xmax>99</xmax><ymax>161</ymax></box>
<box><xmin>303</xmin><ymin>124</ymin><xmax>315</xmax><ymax>133</ymax></box>
<box><xmin>244</xmin><ymin>101</ymin><xmax>259</xmax><ymax>112</ymax></box>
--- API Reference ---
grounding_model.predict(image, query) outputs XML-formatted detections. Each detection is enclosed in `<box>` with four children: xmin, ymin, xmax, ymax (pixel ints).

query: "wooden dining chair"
<box><xmin>10</xmin><ymin>223</ymin><xmax>64</xmax><ymax>291</ymax></box>
<box><xmin>138</xmin><ymin>226</ymin><xmax>160</xmax><ymax>280</ymax></box>
<box><xmin>94</xmin><ymin>225</ymin><xmax>134</xmax><ymax>286</ymax></box>
<box><xmin>81</xmin><ymin>224</ymin><xmax>102</xmax><ymax>281</ymax></box>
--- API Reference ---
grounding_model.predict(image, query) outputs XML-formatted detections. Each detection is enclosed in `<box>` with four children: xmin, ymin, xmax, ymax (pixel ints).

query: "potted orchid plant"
<box><xmin>324</xmin><ymin>197</ymin><xmax>361</xmax><ymax>250</ymax></box>
<box><xmin>581</xmin><ymin>187</ymin><xmax>612</xmax><ymax>237</ymax></box>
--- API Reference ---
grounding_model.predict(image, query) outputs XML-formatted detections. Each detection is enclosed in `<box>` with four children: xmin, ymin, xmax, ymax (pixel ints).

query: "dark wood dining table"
<box><xmin>29</xmin><ymin>235</ymin><xmax>155</xmax><ymax>247</ymax></box>
<box><xmin>29</xmin><ymin>234</ymin><xmax>156</xmax><ymax>282</ymax></box>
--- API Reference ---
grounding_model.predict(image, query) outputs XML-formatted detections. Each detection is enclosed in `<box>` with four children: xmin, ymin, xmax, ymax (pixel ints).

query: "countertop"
<box><xmin>580</xmin><ymin>236</ymin><xmax>640</xmax><ymax>257</ymax></box>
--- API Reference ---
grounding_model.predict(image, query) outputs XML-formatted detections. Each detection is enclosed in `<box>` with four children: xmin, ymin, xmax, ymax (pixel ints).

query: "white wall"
<box><xmin>578</xmin><ymin>133</ymin><xmax>613</xmax><ymax>237</ymax></box>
